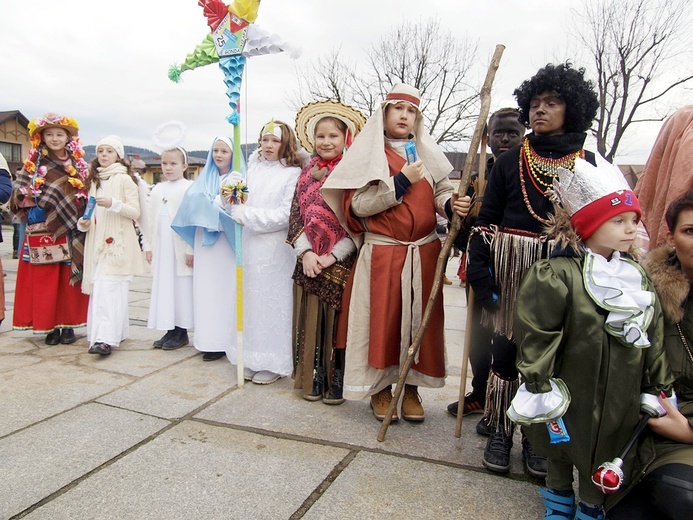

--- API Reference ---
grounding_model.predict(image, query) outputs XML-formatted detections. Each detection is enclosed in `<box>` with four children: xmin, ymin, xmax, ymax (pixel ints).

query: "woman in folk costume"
<box><xmin>10</xmin><ymin>113</ymin><xmax>90</xmax><ymax>344</ymax></box>
<box><xmin>172</xmin><ymin>137</ymin><xmax>241</xmax><ymax>362</ymax></box>
<box><xmin>226</xmin><ymin>120</ymin><xmax>303</xmax><ymax>385</ymax></box>
<box><xmin>322</xmin><ymin>83</ymin><xmax>470</xmax><ymax>422</ymax></box>
<box><xmin>466</xmin><ymin>62</ymin><xmax>600</xmax><ymax>477</ymax></box>
<box><xmin>288</xmin><ymin>100</ymin><xmax>365</xmax><ymax>404</ymax></box>
<box><xmin>79</xmin><ymin>136</ymin><xmax>144</xmax><ymax>356</ymax></box>
<box><xmin>507</xmin><ymin>157</ymin><xmax>673</xmax><ymax>520</ymax></box>
<box><xmin>634</xmin><ymin>105</ymin><xmax>693</xmax><ymax>249</ymax></box>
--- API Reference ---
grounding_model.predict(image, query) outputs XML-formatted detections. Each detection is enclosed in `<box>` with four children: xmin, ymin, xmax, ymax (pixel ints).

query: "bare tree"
<box><xmin>573</xmin><ymin>0</ymin><xmax>693</xmax><ymax>161</ymax></box>
<box><xmin>290</xmin><ymin>19</ymin><xmax>479</xmax><ymax>147</ymax></box>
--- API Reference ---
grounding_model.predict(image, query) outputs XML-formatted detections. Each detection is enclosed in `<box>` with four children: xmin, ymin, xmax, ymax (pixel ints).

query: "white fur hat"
<box><xmin>97</xmin><ymin>135</ymin><xmax>125</xmax><ymax>159</ymax></box>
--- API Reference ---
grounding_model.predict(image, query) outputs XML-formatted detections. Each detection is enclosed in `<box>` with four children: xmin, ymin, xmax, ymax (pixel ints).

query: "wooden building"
<box><xmin>0</xmin><ymin>110</ymin><xmax>30</xmax><ymax>173</ymax></box>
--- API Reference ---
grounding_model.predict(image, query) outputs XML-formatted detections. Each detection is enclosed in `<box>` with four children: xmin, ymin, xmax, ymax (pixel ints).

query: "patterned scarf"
<box><xmin>296</xmin><ymin>155</ymin><xmax>346</xmax><ymax>256</ymax></box>
<box><xmin>10</xmin><ymin>156</ymin><xmax>87</xmax><ymax>284</ymax></box>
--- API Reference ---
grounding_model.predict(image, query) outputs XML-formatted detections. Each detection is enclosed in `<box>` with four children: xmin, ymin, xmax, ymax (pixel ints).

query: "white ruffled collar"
<box><xmin>583</xmin><ymin>249</ymin><xmax>654</xmax><ymax>348</ymax></box>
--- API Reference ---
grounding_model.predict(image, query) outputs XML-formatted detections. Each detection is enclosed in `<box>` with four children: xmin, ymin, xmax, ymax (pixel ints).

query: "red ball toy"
<box><xmin>591</xmin><ymin>459</ymin><xmax>624</xmax><ymax>494</ymax></box>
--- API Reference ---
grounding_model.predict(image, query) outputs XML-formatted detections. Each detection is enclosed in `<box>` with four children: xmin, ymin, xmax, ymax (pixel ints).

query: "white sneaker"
<box><xmin>243</xmin><ymin>367</ymin><xmax>257</xmax><ymax>381</ymax></box>
<box><xmin>251</xmin><ymin>371</ymin><xmax>281</xmax><ymax>385</ymax></box>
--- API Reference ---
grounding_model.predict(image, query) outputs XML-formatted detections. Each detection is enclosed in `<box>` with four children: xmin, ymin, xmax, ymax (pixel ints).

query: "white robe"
<box><xmin>228</xmin><ymin>157</ymin><xmax>300</xmax><ymax>375</ymax></box>
<box><xmin>193</xmin><ymin>227</ymin><xmax>236</xmax><ymax>353</ymax></box>
<box><xmin>147</xmin><ymin>179</ymin><xmax>194</xmax><ymax>332</ymax></box>
<box><xmin>85</xmin><ymin>178</ymin><xmax>135</xmax><ymax>347</ymax></box>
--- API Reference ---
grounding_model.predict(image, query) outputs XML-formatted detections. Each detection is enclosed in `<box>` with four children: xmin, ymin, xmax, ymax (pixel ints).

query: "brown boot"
<box><xmin>370</xmin><ymin>386</ymin><xmax>398</xmax><ymax>422</ymax></box>
<box><xmin>402</xmin><ymin>384</ymin><xmax>425</xmax><ymax>422</ymax></box>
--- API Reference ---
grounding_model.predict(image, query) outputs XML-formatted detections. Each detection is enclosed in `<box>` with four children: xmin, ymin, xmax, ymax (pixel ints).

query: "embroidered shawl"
<box><xmin>10</xmin><ymin>156</ymin><xmax>87</xmax><ymax>283</ymax></box>
<box><xmin>290</xmin><ymin>155</ymin><xmax>346</xmax><ymax>256</ymax></box>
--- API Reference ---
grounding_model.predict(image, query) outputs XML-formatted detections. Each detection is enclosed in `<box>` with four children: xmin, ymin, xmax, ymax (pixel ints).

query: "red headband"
<box><xmin>385</xmin><ymin>92</ymin><xmax>420</xmax><ymax>107</ymax></box>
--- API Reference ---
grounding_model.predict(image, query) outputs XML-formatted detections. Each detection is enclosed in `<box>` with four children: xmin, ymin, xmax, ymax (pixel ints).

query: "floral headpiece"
<box><xmin>22</xmin><ymin>112</ymin><xmax>89</xmax><ymax>199</ymax></box>
<box><xmin>28</xmin><ymin>112</ymin><xmax>79</xmax><ymax>138</ymax></box>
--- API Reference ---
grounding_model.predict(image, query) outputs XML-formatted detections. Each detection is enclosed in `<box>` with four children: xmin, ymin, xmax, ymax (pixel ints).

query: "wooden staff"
<box><xmin>377</xmin><ymin>44</ymin><xmax>505</xmax><ymax>442</ymax></box>
<box><xmin>454</xmin><ymin>132</ymin><xmax>488</xmax><ymax>438</ymax></box>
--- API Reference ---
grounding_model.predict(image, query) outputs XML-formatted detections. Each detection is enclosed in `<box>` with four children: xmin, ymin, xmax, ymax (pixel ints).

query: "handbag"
<box><xmin>26</xmin><ymin>223</ymin><xmax>72</xmax><ymax>264</ymax></box>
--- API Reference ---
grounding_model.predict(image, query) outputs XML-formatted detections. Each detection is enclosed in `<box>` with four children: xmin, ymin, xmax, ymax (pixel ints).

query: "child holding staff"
<box><xmin>322</xmin><ymin>84</ymin><xmax>470</xmax><ymax>422</ymax></box>
<box><xmin>227</xmin><ymin>120</ymin><xmax>302</xmax><ymax>384</ymax></box>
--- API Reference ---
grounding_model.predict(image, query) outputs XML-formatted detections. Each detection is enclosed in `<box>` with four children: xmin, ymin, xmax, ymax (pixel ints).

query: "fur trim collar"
<box><xmin>642</xmin><ymin>244</ymin><xmax>690</xmax><ymax>323</ymax></box>
<box><xmin>546</xmin><ymin>204</ymin><xmax>584</xmax><ymax>253</ymax></box>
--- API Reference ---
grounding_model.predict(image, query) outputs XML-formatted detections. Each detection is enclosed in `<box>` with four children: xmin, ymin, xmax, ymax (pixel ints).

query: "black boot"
<box><xmin>60</xmin><ymin>328</ymin><xmax>76</xmax><ymax>344</ymax></box>
<box><xmin>483</xmin><ymin>429</ymin><xmax>514</xmax><ymax>474</ymax></box>
<box><xmin>153</xmin><ymin>329</ymin><xmax>175</xmax><ymax>349</ymax></box>
<box><xmin>303</xmin><ymin>367</ymin><xmax>325</xmax><ymax>402</ymax></box>
<box><xmin>162</xmin><ymin>327</ymin><xmax>189</xmax><ymax>350</ymax></box>
<box><xmin>521</xmin><ymin>434</ymin><xmax>547</xmax><ymax>478</ymax></box>
<box><xmin>45</xmin><ymin>329</ymin><xmax>61</xmax><ymax>345</ymax></box>
<box><xmin>323</xmin><ymin>368</ymin><xmax>345</xmax><ymax>405</ymax></box>
<box><xmin>202</xmin><ymin>351</ymin><xmax>225</xmax><ymax>361</ymax></box>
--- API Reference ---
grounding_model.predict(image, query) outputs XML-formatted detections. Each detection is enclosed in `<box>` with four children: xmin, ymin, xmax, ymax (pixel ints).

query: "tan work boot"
<box><xmin>402</xmin><ymin>384</ymin><xmax>425</xmax><ymax>422</ymax></box>
<box><xmin>370</xmin><ymin>386</ymin><xmax>398</xmax><ymax>422</ymax></box>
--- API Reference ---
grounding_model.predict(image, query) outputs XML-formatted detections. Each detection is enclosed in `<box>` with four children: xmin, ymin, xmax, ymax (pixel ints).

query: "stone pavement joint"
<box><xmin>289</xmin><ymin>451</ymin><xmax>359</xmax><ymax>519</ymax></box>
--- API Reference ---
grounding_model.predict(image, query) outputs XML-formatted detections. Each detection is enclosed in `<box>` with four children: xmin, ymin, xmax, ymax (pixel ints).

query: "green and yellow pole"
<box><xmin>233</xmin><ymin>118</ymin><xmax>244</xmax><ymax>388</ymax></box>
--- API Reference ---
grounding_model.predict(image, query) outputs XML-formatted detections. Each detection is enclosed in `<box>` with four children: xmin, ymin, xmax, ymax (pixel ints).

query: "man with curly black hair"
<box><xmin>466</xmin><ymin>62</ymin><xmax>599</xmax><ymax>483</ymax></box>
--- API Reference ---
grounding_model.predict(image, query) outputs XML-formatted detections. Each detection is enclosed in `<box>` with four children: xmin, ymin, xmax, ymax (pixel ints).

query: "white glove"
<box><xmin>229</xmin><ymin>204</ymin><xmax>245</xmax><ymax>225</ymax></box>
<box><xmin>221</xmin><ymin>171</ymin><xmax>244</xmax><ymax>188</ymax></box>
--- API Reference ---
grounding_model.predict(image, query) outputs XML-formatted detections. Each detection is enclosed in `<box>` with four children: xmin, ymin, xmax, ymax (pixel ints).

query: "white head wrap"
<box><xmin>321</xmin><ymin>83</ymin><xmax>452</xmax><ymax>234</ymax></box>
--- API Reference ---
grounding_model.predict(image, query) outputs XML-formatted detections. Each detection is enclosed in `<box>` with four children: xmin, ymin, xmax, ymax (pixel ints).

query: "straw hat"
<box><xmin>295</xmin><ymin>100</ymin><xmax>366</xmax><ymax>151</ymax></box>
<box><xmin>28</xmin><ymin>112</ymin><xmax>80</xmax><ymax>137</ymax></box>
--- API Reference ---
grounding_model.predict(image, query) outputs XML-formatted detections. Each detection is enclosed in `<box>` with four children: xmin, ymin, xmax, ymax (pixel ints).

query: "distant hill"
<box><xmin>85</xmin><ymin>144</ymin><xmax>258</xmax><ymax>162</ymax></box>
<box><xmin>188</xmin><ymin>143</ymin><xmax>258</xmax><ymax>159</ymax></box>
<box><xmin>83</xmin><ymin>145</ymin><xmax>157</xmax><ymax>162</ymax></box>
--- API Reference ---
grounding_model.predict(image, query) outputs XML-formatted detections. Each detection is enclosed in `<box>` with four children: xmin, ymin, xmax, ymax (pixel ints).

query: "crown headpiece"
<box><xmin>553</xmin><ymin>156</ymin><xmax>631</xmax><ymax>216</ymax></box>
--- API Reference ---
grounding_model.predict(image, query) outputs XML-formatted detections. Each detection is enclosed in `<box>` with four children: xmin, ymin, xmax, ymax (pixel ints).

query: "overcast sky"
<box><xmin>0</xmin><ymin>0</ymin><xmax>683</xmax><ymax>162</ymax></box>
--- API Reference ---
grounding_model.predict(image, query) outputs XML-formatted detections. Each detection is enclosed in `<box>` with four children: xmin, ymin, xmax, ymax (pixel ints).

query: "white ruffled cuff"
<box><xmin>640</xmin><ymin>391</ymin><xmax>677</xmax><ymax>418</ymax></box>
<box><xmin>507</xmin><ymin>378</ymin><xmax>571</xmax><ymax>426</ymax></box>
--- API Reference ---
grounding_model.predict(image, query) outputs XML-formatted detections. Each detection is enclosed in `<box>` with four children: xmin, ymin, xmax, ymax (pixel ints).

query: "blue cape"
<box><xmin>171</xmin><ymin>136</ymin><xmax>246</xmax><ymax>249</ymax></box>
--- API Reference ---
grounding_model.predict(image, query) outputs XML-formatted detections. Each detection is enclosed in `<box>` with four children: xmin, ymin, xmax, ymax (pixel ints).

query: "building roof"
<box><xmin>0</xmin><ymin>110</ymin><xmax>30</xmax><ymax>128</ymax></box>
<box><xmin>143</xmin><ymin>156</ymin><xmax>206</xmax><ymax>167</ymax></box>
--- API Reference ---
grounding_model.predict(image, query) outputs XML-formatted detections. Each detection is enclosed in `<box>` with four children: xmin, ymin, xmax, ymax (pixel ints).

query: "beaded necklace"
<box><xmin>519</xmin><ymin>137</ymin><xmax>584</xmax><ymax>224</ymax></box>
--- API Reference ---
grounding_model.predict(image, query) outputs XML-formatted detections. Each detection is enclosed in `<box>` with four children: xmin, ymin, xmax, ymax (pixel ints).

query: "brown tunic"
<box><xmin>338</xmin><ymin>146</ymin><xmax>446</xmax><ymax>398</ymax></box>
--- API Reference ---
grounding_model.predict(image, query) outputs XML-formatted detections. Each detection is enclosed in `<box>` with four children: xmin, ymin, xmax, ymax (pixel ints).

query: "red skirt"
<box><xmin>13</xmin><ymin>239</ymin><xmax>89</xmax><ymax>333</ymax></box>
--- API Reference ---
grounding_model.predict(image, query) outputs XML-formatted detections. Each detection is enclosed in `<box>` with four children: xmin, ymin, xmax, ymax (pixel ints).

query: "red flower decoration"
<box><xmin>105</xmin><ymin>237</ymin><xmax>114</xmax><ymax>244</ymax></box>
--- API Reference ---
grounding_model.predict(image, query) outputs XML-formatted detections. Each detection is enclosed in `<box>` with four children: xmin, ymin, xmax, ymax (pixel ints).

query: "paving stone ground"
<box><xmin>0</xmin><ymin>225</ymin><xmax>543</xmax><ymax>519</ymax></box>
